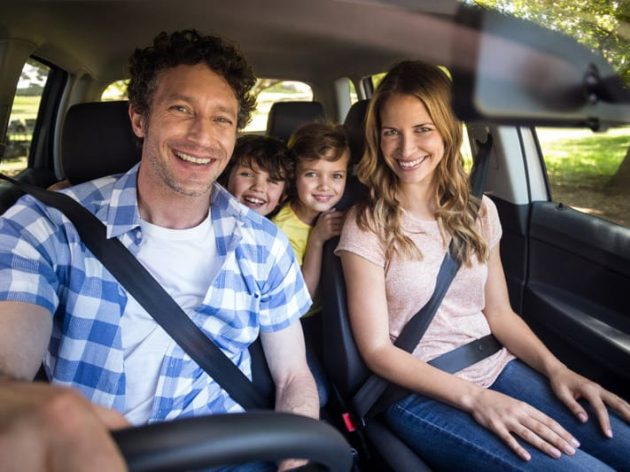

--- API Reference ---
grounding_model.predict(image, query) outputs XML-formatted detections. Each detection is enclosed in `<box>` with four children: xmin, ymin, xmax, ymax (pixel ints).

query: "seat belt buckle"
<box><xmin>342</xmin><ymin>411</ymin><xmax>365</xmax><ymax>432</ymax></box>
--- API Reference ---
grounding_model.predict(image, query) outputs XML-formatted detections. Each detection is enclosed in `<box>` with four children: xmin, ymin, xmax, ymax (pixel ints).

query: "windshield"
<box><xmin>468</xmin><ymin>0</ymin><xmax>629</xmax><ymax>86</ymax></box>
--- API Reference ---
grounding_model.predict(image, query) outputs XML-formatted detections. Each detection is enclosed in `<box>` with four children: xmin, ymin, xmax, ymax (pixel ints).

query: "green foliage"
<box><xmin>10</xmin><ymin>96</ymin><xmax>40</xmax><ymax>120</ymax></box>
<box><xmin>538</xmin><ymin>127</ymin><xmax>630</xmax><ymax>185</ymax></box>
<box><xmin>472</xmin><ymin>0</ymin><xmax>630</xmax><ymax>85</ymax></box>
<box><xmin>102</xmin><ymin>79</ymin><xmax>129</xmax><ymax>101</ymax></box>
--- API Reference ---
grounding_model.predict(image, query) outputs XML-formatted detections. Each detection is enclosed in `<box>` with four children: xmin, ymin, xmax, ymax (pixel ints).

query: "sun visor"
<box><xmin>450</xmin><ymin>6</ymin><xmax>630</xmax><ymax>130</ymax></box>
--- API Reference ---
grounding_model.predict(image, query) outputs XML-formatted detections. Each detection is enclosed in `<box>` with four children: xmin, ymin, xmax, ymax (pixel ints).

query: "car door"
<box><xmin>489</xmin><ymin>123</ymin><xmax>630</xmax><ymax>400</ymax></box>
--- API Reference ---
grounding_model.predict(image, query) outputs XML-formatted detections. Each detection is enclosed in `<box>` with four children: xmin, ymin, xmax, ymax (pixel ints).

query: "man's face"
<box><xmin>131</xmin><ymin>63</ymin><xmax>238</xmax><ymax>198</ymax></box>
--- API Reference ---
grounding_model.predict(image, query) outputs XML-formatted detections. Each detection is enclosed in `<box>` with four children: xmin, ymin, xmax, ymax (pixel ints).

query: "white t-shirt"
<box><xmin>120</xmin><ymin>213</ymin><xmax>218</xmax><ymax>425</ymax></box>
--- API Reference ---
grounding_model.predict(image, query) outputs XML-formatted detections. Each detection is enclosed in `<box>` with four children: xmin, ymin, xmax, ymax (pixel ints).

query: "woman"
<box><xmin>335</xmin><ymin>60</ymin><xmax>630</xmax><ymax>471</ymax></box>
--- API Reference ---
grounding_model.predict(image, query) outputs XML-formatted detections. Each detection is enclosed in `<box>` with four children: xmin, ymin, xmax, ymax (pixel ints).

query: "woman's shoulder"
<box><xmin>479</xmin><ymin>195</ymin><xmax>499</xmax><ymax>222</ymax></box>
<box><xmin>478</xmin><ymin>195</ymin><xmax>502</xmax><ymax>246</ymax></box>
<box><xmin>339</xmin><ymin>204</ymin><xmax>379</xmax><ymax>239</ymax></box>
<box><xmin>342</xmin><ymin>204</ymin><xmax>378</xmax><ymax>235</ymax></box>
<box><xmin>336</xmin><ymin>204</ymin><xmax>386</xmax><ymax>265</ymax></box>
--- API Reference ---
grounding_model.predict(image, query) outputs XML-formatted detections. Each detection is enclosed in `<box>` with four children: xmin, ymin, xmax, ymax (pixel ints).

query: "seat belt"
<box><xmin>350</xmin><ymin>134</ymin><xmax>500</xmax><ymax>424</ymax></box>
<box><xmin>0</xmin><ymin>173</ymin><xmax>269</xmax><ymax>410</ymax></box>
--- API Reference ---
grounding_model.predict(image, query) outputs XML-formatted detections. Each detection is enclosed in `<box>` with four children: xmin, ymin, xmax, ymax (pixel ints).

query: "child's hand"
<box><xmin>311</xmin><ymin>209</ymin><xmax>346</xmax><ymax>244</ymax></box>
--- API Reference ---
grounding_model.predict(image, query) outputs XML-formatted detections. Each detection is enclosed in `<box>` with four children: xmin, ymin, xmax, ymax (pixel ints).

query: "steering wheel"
<box><xmin>112</xmin><ymin>411</ymin><xmax>354</xmax><ymax>471</ymax></box>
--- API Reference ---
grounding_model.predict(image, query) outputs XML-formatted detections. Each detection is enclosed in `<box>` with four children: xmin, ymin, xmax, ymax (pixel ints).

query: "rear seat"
<box><xmin>265</xmin><ymin>100</ymin><xmax>325</xmax><ymax>142</ymax></box>
<box><xmin>320</xmin><ymin>98</ymin><xmax>433</xmax><ymax>471</ymax></box>
<box><xmin>61</xmin><ymin>101</ymin><xmax>140</xmax><ymax>185</ymax></box>
<box><xmin>337</xmin><ymin>99</ymin><xmax>369</xmax><ymax>210</ymax></box>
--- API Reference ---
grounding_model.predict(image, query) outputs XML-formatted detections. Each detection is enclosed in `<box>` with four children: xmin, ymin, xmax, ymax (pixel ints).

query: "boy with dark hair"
<box><xmin>220</xmin><ymin>134</ymin><xmax>293</xmax><ymax>217</ymax></box>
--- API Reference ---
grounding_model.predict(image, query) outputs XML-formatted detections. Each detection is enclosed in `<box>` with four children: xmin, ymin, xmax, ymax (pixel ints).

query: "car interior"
<box><xmin>1</xmin><ymin>0</ymin><xmax>629</xmax><ymax>470</ymax></box>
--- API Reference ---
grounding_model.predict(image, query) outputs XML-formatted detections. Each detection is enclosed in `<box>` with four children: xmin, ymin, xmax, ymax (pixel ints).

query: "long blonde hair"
<box><xmin>355</xmin><ymin>60</ymin><xmax>488</xmax><ymax>266</ymax></box>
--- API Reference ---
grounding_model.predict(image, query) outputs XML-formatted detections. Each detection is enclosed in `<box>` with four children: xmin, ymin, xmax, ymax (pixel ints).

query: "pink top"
<box><xmin>335</xmin><ymin>196</ymin><xmax>515</xmax><ymax>387</ymax></box>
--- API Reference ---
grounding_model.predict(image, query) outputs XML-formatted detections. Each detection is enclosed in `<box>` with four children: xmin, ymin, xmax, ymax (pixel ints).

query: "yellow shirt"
<box><xmin>272</xmin><ymin>204</ymin><xmax>320</xmax><ymax>317</ymax></box>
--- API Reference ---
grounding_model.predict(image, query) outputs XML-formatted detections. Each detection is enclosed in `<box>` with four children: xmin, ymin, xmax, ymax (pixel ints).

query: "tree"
<box><xmin>608</xmin><ymin>146</ymin><xmax>630</xmax><ymax>192</ymax></box>
<box><xmin>251</xmin><ymin>79</ymin><xmax>283</xmax><ymax>98</ymax></box>
<box><xmin>472</xmin><ymin>0</ymin><xmax>630</xmax><ymax>86</ymax></box>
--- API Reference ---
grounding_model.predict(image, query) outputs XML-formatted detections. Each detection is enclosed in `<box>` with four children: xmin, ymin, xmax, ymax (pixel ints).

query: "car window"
<box><xmin>244</xmin><ymin>79</ymin><xmax>313</xmax><ymax>132</ymax></box>
<box><xmin>101</xmin><ymin>78</ymin><xmax>313</xmax><ymax>134</ymax></box>
<box><xmin>1</xmin><ymin>58</ymin><xmax>51</xmax><ymax>177</ymax></box>
<box><xmin>102</xmin><ymin>79</ymin><xmax>129</xmax><ymax>101</ymax></box>
<box><xmin>348</xmin><ymin>80</ymin><xmax>358</xmax><ymax>104</ymax></box>
<box><xmin>536</xmin><ymin>126</ymin><xmax>630</xmax><ymax>227</ymax></box>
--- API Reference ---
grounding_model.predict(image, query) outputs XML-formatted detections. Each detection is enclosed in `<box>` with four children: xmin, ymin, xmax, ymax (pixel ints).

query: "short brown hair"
<box><xmin>288</xmin><ymin>122</ymin><xmax>349</xmax><ymax>163</ymax></box>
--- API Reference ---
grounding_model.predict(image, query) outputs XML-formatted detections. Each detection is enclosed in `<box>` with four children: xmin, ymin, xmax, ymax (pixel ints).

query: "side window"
<box><xmin>102</xmin><ymin>79</ymin><xmax>129</xmax><ymax>101</ymax></box>
<box><xmin>537</xmin><ymin>126</ymin><xmax>630</xmax><ymax>227</ymax></box>
<box><xmin>461</xmin><ymin>129</ymin><xmax>473</xmax><ymax>173</ymax></box>
<box><xmin>100</xmin><ymin>78</ymin><xmax>314</xmax><ymax>134</ymax></box>
<box><xmin>1</xmin><ymin>58</ymin><xmax>51</xmax><ymax>176</ymax></box>
<box><xmin>348</xmin><ymin>80</ymin><xmax>358</xmax><ymax>104</ymax></box>
<box><xmin>244</xmin><ymin>79</ymin><xmax>313</xmax><ymax>132</ymax></box>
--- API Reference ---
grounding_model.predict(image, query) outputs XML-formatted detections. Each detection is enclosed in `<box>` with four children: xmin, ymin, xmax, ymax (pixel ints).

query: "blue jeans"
<box><xmin>384</xmin><ymin>360</ymin><xmax>630</xmax><ymax>471</ymax></box>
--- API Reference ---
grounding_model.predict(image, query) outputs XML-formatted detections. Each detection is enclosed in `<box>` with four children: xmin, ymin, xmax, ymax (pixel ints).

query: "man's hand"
<box><xmin>0</xmin><ymin>381</ymin><xmax>129</xmax><ymax>472</ymax></box>
<box><xmin>260</xmin><ymin>322</ymin><xmax>319</xmax><ymax>472</ymax></box>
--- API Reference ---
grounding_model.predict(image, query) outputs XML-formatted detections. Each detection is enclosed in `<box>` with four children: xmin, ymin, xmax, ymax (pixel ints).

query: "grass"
<box><xmin>538</xmin><ymin>127</ymin><xmax>630</xmax><ymax>226</ymax></box>
<box><xmin>9</xmin><ymin>95</ymin><xmax>40</xmax><ymax>121</ymax></box>
<box><xmin>539</xmin><ymin>128</ymin><xmax>629</xmax><ymax>185</ymax></box>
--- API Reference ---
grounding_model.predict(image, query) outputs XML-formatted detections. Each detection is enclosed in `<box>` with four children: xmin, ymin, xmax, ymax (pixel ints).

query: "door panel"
<box><xmin>523</xmin><ymin>202</ymin><xmax>630</xmax><ymax>398</ymax></box>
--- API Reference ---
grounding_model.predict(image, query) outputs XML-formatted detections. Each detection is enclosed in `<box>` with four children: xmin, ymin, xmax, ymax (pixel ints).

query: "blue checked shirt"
<box><xmin>0</xmin><ymin>164</ymin><xmax>311</xmax><ymax>422</ymax></box>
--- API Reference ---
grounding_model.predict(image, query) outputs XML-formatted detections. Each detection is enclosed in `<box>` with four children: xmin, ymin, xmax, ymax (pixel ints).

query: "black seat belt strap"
<box><xmin>0</xmin><ymin>174</ymin><xmax>268</xmax><ymax>410</ymax></box>
<box><xmin>351</xmin><ymin>244</ymin><xmax>461</xmax><ymax>420</ymax></box>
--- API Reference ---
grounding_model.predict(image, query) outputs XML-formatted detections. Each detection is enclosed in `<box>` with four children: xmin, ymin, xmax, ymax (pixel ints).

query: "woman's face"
<box><xmin>379</xmin><ymin>93</ymin><xmax>445</xmax><ymax>188</ymax></box>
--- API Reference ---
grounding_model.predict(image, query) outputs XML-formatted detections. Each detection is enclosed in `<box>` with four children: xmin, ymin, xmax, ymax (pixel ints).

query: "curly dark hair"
<box><xmin>127</xmin><ymin>30</ymin><xmax>256</xmax><ymax>129</ymax></box>
<box><xmin>219</xmin><ymin>134</ymin><xmax>294</xmax><ymax>187</ymax></box>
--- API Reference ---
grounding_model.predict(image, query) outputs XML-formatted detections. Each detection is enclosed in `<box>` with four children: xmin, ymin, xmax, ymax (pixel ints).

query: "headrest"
<box><xmin>62</xmin><ymin>101</ymin><xmax>141</xmax><ymax>185</ymax></box>
<box><xmin>266</xmin><ymin>101</ymin><xmax>325</xmax><ymax>143</ymax></box>
<box><xmin>343</xmin><ymin>99</ymin><xmax>369</xmax><ymax>165</ymax></box>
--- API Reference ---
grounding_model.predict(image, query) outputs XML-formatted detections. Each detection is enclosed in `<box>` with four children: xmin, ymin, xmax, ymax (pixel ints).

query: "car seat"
<box><xmin>320</xmin><ymin>99</ymin><xmax>433</xmax><ymax>471</ymax></box>
<box><xmin>265</xmin><ymin>100</ymin><xmax>326</xmax><ymax>142</ymax></box>
<box><xmin>61</xmin><ymin>100</ymin><xmax>141</xmax><ymax>185</ymax></box>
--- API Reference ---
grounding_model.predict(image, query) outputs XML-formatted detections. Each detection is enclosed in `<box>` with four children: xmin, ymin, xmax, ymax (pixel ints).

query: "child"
<box><xmin>220</xmin><ymin>134</ymin><xmax>293</xmax><ymax>218</ymax></box>
<box><xmin>273</xmin><ymin>122</ymin><xmax>350</xmax><ymax>318</ymax></box>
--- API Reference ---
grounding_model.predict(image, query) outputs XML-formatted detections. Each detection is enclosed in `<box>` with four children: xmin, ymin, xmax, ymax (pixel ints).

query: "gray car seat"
<box><xmin>320</xmin><ymin>99</ymin><xmax>433</xmax><ymax>471</ymax></box>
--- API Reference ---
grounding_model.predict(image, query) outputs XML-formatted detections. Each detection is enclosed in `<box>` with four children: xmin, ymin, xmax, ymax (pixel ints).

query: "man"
<box><xmin>0</xmin><ymin>30</ymin><xmax>318</xmax><ymax>470</ymax></box>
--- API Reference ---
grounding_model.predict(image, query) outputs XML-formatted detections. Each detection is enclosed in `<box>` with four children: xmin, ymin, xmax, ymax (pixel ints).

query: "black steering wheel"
<box><xmin>112</xmin><ymin>411</ymin><xmax>354</xmax><ymax>471</ymax></box>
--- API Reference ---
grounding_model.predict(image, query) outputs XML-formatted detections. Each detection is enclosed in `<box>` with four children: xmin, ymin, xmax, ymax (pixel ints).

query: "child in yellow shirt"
<box><xmin>273</xmin><ymin>122</ymin><xmax>350</xmax><ymax>318</ymax></box>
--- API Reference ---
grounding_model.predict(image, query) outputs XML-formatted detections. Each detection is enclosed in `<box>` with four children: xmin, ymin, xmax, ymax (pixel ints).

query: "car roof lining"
<box><xmin>0</xmin><ymin>0</ymin><xmax>460</xmax><ymax>84</ymax></box>
<box><xmin>1</xmin><ymin>0</ymin><xmax>627</xmax><ymax>127</ymax></box>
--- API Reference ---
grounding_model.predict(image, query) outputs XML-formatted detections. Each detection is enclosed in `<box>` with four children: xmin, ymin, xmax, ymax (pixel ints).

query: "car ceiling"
<box><xmin>0</xmin><ymin>0</ymin><xmax>463</xmax><ymax>84</ymax></box>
